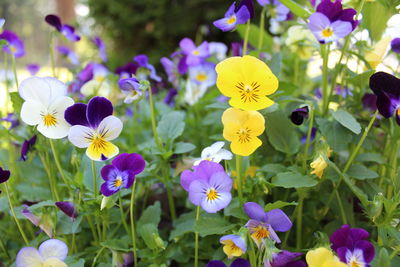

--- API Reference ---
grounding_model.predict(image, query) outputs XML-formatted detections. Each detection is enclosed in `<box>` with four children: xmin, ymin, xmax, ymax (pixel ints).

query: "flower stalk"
<box><xmin>130</xmin><ymin>180</ymin><xmax>138</xmax><ymax>267</ymax></box>
<box><xmin>194</xmin><ymin>205</ymin><xmax>200</xmax><ymax>267</ymax></box>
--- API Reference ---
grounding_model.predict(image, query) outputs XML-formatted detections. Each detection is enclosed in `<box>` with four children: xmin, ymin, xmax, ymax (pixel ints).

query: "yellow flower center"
<box><xmin>227</xmin><ymin>15</ymin><xmax>236</xmax><ymax>25</ymax></box>
<box><xmin>10</xmin><ymin>46</ymin><xmax>17</xmax><ymax>53</ymax></box>
<box><xmin>95</xmin><ymin>76</ymin><xmax>105</xmax><ymax>83</ymax></box>
<box><xmin>237</xmin><ymin>127</ymin><xmax>252</xmax><ymax>144</ymax></box>
<box><xmin>42</xmin><ymin>113</ymin><xmax>57</xmax><ymax>127</ymax></box>
<box><xmin>196</xmin><ymin>73</ymin><xmax>208</xmax><ymax>82</ymax></box>
<box><xmin>222</xmin><ymin>240</ymin><xmax>244</xmax><ymax>259</ymax></box>
<box><xmin>114</xmin><ymin>177</ymin><xmax>123</xmax><ymax>188</ymax></box>
<box><xmin>397</xmin><ymin>108</ymin><xmax>400</xmax><ymax>116</ymax></box>
<box><xmin>192</xmin><ymin>49</ymin><xmax>200</xmax><ymax>56</ymax></box>
<box><xmin>251</xmin><ymin>225</ymin><xmax>270</xmax><ymax>240</ymax></box>
<box><xmin>322</xmin><ymin>27</ymin><xmax>333</xmax><ymax>38</ymax></box>
<box><xmin>236</xmin><ymin>81</ymin><xmax>261</xmax><ymax>103</ymax></box>
<box><xmin>206</xmin><ymin>188</ymin><xmax>219</xmax><ymax>201</ymax></box>
<box><xmin>92</xmin><ymin>134</ymin><xmax>108</xmax><ymax>151</ymax></box>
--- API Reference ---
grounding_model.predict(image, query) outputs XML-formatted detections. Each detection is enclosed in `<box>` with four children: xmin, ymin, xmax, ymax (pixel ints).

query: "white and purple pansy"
<box><xmin>118</xmin><ymin>77</ymin><xmax>142</xmax><ymax>104</ymax></box>
<box><xmin>243</xmin><ymin>202</ymin><xmax>292</xmax><ymax>247</ymax></box>
<box><xmin>64</xmin><ymin>96</ymin><xmax>123</xmax><ymax>161</ymax></box>
<box><xmin>100</xmin><ymin>153</ymin><xmax>145</xmax><ymax>196</ymax></box>
<box><xmin>213</xmin><ymin>2</ymin><xmax>250</xmax><ymax>32</ymax></box>
<box><xmin>16</xmin><ymin>239</ymin><xmax>68</xmax><ymax>267</ymax></box>
<box><xmin>180</xmin><ymin>161</ymin><xmax>232</xmax><ymax>213</ymax></box>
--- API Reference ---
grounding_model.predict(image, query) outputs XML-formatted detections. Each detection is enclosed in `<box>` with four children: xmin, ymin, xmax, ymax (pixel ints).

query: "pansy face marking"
<box><xmin>41</xmin><ymin>111</ymin><xmax>58</xmax><ymax>127</ymax></box>
<box><xmin>206</xmin><ymin>188</ymin><xmax>219</xmax><ymax>201</ymax></box>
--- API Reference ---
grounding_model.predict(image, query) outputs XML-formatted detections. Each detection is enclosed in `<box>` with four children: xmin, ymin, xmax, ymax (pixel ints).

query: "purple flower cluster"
<box><xmin>45</xmin><ymin>14</ymin><xmax>80</xmax><ymax>42</ymax></box>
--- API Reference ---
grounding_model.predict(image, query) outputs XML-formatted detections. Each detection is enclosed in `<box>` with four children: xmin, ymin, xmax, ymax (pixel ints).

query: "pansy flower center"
<box><xmin>192</xmin><ymin>49</ymin><xmax>200</xmax><ymax>56</ymax></box>
<box><xmin>91</xmin><ymin>134</ymin><xmax>107</xmax><ymax>150</ymax></box>
<box><xmin>251</xmin><ymin>225</ymin><xmax>270</xmax><ymax>240</ymax></box>
<box><xmin>95</xmin><ymin>76</ymin><xmax>105</xmax><ymax>83</ymax></box>
<box><xmin>206</xmin><ymin>187</ymin><xmax>219</xmax><ymax>201</ymax></box>
<box><xmin>322</xmin><ymin>27</ymin><xmax>333</xmax><ymax>38</ymax></box>
<box><xmin>237</xmin><ymin>128</ymin><xmax>252</xmax><ymax>143</ymax></box>
<box><xmin>227</xmin><ymin>15</ymin><xmax>237</xmax><ymax>25</ymax></box>
<box><xmin>114</xmin><ymin>176</ymin><xmax>123</xmax><ymax>188</ymax></box>
<box><xmin>42</xmin><ymin>113</ymin><xmax>57</xmax><ymax>127</ymax></box>
<box><xmin>236</xmin><ymin>81</ymin><xmax>261</xmax><ymax>103</ymax></box>
<box><xmin>397</xmin><ymin>108</ymin><xmax>400</xmax><ymax>116</ymax></box>
<box><xmin>196</xmin><ymin>73</ymin><xmax>208</xmax><ymax>82</ymax></box>
<box><xmin>349</xmin><ymin>259</ymin><xmax>364</xmax><ymax>267</ymax></box>
<box><xmin>10</xmin><ymin>45</ymin><xmax>17</xmax><ymax>53</ymax></box>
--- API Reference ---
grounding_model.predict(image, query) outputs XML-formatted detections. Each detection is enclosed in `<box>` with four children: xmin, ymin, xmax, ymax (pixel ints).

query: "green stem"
<box><xmin>161</xmin><ymin>161</ymin><xmax>176</xmax><ymax>220</ymax></box>
<box><xmin>91</xmin><ymin>247</ymin><xmax>106</xmax><ymax>267</ymax></box>
<box><xmin>40</xmin><ymin>152</ymin><xmax>60</xmax><ymax>201</ymax></box>
<box><xmin>11</xmin><ymin>55</ymin><xmax>18</xmax><ymax>88</ymax></box>
<box><xmin>148</xmin><ymin>85</ymin><xmax>162</xmax><ymax>148</ymax></box>
<box><xmin>386</xmin><ymin>139</ymin><xmax>399</xmax><ymax>199</ymax></box>
<box><xmin>296</xmin><ymin>191</ymin><xmax>304</xmax><ymax>249</ymax></box>
<box><xmin>235</xmin><ymin>155</ymin><xmax>244</xmax><ymax>204</ymax></box>
<box><xmin>335</xmin><ymin>190</ymin><xmax>347</xmax><ymax>224</ymax></box>
<box><xmin>257</xmin><ymin>7</ymin><xmax>266</xmax><ymax>51</ymax></box>
<box><xmin>50</xmin><ymin>33</ymin><xmax>57</xmax><ymax>77</ymax></box>
<box><xmin>321</xmin><ymin>44</ymin><xmax>330</xmax><ymax>115</ymax></box>
<box><xmin>0</xmin><ymin>236</ymin><xmax>10</xmax><ymax>259</ymax></box>
<box><xmin>91</xmin><ymin>160</ymin><xmax>98</xmax><ymax>197</ymax></box>
<box><xmin>4</xmin><ymin>182</ymin><xmax>29</xmax><ymax>245</ymax></box>
<box><xmin>119</xmin><ymin>193</ymin><xmax>131</xmax><ymax>236</ymax></box>
<box><xmin>130</xmin><ymin>181</ymin><xmax>138</xmax><ymax>267</ymax></box>
<box><xmin>4</xmin><ymin>53</ymin><xmax>10</xmax><ymax>113</ymax></box>
<box><xmin>302</xmin><ymin>105</ymin><xmax>314</xmax><ymax>171</ymax></box>
<box><xmin>86</xmin><ymin>215</ymin><xmax>99</xmax><ymax>243</ymax></box>
<box><xmin>194</xmin><ymin>206</ymin><xmax>200</xmax><ymax>267</ymax></box>
<box><xmin>49</xmin><ymin>139</ymin><xmax>70</xmax><ymax>190</ymax></box>
<box><xmin>248</xmin><ymin>232</ymin><xmax>257</xmax><ymax>266</ymax></box>
<box><xmin>242</xmin><ymin>20</ymin><xmax>251</xmax><ymax>56</ymax></box>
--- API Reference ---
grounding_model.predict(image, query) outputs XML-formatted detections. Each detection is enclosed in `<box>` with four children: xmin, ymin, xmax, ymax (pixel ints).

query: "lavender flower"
<box><xmin>16</xmin><ymin>239</ymin><xmax>68</xmax><ymax>266</ymax></box>
<box><xmin>244</xmin><ymin>202</ymin><xmax>292</xmax><ymax>247</ymax></box>
<box><xmin>45</xmin><ymin>14</ymin><xmax>80</xmax><ymax>42</ymax></box>
<box><xmin>213</xmin><ymin>2</ymin><xmax>250</xmax><ymax>32</ymax></box>
<box><xmin>134</xmin><ymin>54</ymin><xmax>161</xmax><ymax>82</ymax></box>
<box><xmin>21</xmin><ymin>205</ymin><xmax>53</xmax><ymax>237</ymax></box>
<box><xmin>0</xmin><ymin>166</ymin><xmax>10</xmax><ymax>184</ymax></box>
<box><xmin>26</xmin><ymin>64</ymin><xmax>40</xmax><ymax>75</ymax></box>
<box><xmin>189</xmin><ymin>62</ymin><xmax>216</xmax><ymax>87</ymax></box>
<box><xmin>164</xmin><ymin>88</ymin><xmax>178</xmax><ymax>106</ymax></box>
<box><xmin>57</xmin><ymin>45</ymin><xmax>80</xmax><ymax>65</ymax></box>
<box><xmin>180</xmin><ymin>161</ymin><xmax>232</xmax><ymax>213</ymax></box>
<box><xmin>93</xmin><ymin>36</ymin><xmax>107</xmax><ymax>62</ymax></box>
<box><xmin>118</xmin><ymin>77</ymin><xmax>142</xmax><ymax>104</ymax></box>
<box><xmin>209</xmin><ymin>42</ymin><xmax>228</xmax><ymax>61</ymax></box>
<box><xmin>20</xmin><ymin>135</ymin><xmax>37</xmax><ymax>161</ymax></box>
<box><xmin>180</xmin><ymin>38</ymin><xmax>209</xmax><ymax>66</ymax></box>
<box><xmin>257</xmin><ymin>0</ymin><xmax>290</xmax><ymax>22</ymax></box>
<box><xmin>0</xmin><ymin>29</ymin><xmax>25</xmax><ymax>57</ymax></box>
<box><xmin>290</xmin><ymin>106</ymin><xmax>309</xmax><ymax>125</ymax></box>
<box><xmin>100</xmin><ymin>153</ymin><xmax>145</xmax><ymax>196</ymax></box>
<box><xmin>1</xmin><ymin>112</ymin><xmax>19</xmax><ymax>129</ymax></box>
<box><xmin>206</xmin><ymin>258</ymin><xmax>250</xmax><ymax>267</ymax></box>
<box><xmin>55</xmin><ymin>201</ymin><xmax>77</xmax><ymax>220</ymax></box>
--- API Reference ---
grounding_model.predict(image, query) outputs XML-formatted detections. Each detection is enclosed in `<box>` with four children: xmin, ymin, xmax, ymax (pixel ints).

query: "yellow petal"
<box><xmin>231</xmin><ymin>136</ymin><xmax>262</xmax><ymax>156</ymax></box>
<box><xmin>306</xmin><ymin>247</ymin><xmax>334</xmax><ymax>267</ymax></box>
<box><xmin>43</xmin><ymin>257</ymin><xmax>68</xmax><ymax>267</ymax></box>
<box><xmin>322</xmin><ymin>260</ymin><xmax>348</xmax><ymax>267</ymax></box>
<box><xmin>223</xmin><ymin>122</ymin><xmax>241</xmax><ymax>142</ymax></box>
<box><xmin>244</xmin><ymin>111</ymin><xmax>265</xmax><ymax>136</ymax></box>
<box><xmin>221</xmin><ymin>240</ymin><xmax>244</xmax><ymax>259</ymax></box>
<box><xmin>86</xmin><ymin>140</ymin><xmax>119</xmax><ymax>161</ymax></box>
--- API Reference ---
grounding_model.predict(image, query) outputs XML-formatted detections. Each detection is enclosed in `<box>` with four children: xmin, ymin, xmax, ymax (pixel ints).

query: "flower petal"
<box><xmin>235</xmin><ymin>6</ymin><xmax>250</xmax><ymax>25</ymax></box>
<box><xmin>98</xmin><ymin>115</ymin><xmax>123</xmax><ymax>141</ymax></box>
<box><xmin>86</xmin><ymin>96</ymin><xmax>113</xmax><ymax>128</ymax></box>
<box><xmin>180</xmin><ymin>38</ymin><xmax>196</xmax><ymax>54</ymax></box>
<box><xmin>16</xmin><ymin>247</ymin><xmax>43</xmax><ymax>267</ymax></box>
<box><xmin>100</xmin><ymin>180</ymin><xmax>120</xmax><ymax>196</ymax></box>
<box><xmin>64</xmin><ymin>103</ymin><xmax>89</xmax><ymax>126</ymax></box>
<box><xmin>20</xmin><ymin>101</ymin><xmax>46</xmax><ymax>126</ymax></box>
<box><xmin>42</xmin><ymin>257</ymin><xmax>67</xmax><ymax>267</ymax></box>
<box><xmin>265</xmin><ymin>209</ymin><xmax>292</xmax><ymax>232</ymax></box>
<box><xmin>230</xmin><ymin>136</ymin><xmax>262</xmax><ymax>156</ymax></box>
<box><xmin>244</xmin><ymin>202</ymin><xmax>267</xmax><ymax>221</ymax></box>
<box><xmin>331</xmin><ymin>20</ymin><xmax>352</xmax><ymax>39</ymax></box>
<box><xmin>86</xmin><ymin>140</ymin><xmax>119</xmax><ymax>161</ymax></box>
<box><xmin>201</xmin><ymin>191</ymin><xmax>232</xmax><ymax>213</ymax></box>
<box><xmin>188</xmin><ymin>179</ymin><xmax>208</xmax><ymax>206</ymax></box>
<box><xmin>19</xmin><ymin>77</ymin><xmax>52</xmax><ymax>105</ymax></box>
<box><xmin>231</xmin><ymin>258</ymin><xmax>251</xmax><ymax>267</ymax></box>
<box><xmin>209</xmin><ymin>171</ymin><xmax>232</xmax><ymax>192</ymax></box>
<box><xmin>111</xmin><ymin>153</ymin><xmax>146</xmax><ymax>174</ymax></box>
<box><xmin>206</xmin><ymin>260</ymin><xmax>227</xmax><ymax>267</ymax></box>
<box><xmin>68</xmin><ymin>125</ymin><xmax>94</xmax><ymax>148</ymax></box>
<box><xmin>38</xmin><ymin>239</ymin><xmax>68</xmax><ymax>261</ymax></box>
<box><xmin>308</xmin><ymin>12</ymin><xmax>330</xmax><ymax>32</ymax></box>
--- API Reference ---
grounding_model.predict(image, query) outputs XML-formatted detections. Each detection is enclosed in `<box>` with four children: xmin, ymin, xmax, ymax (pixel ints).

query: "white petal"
<box><xmin>214</xmin><ymin>149</ymin><xmax>233</xmax><ymax>162</ymax></box>
<box><xmin>16</xmin><ymin>247</ymin><xmax>43</xmax><ymax>267</ymax></box>
<box><xmin>19</xmin><ymin>77</ymin><xmax>52</xmax><ymax>106</ymax></box>
<box><xmin>81</xmin><ymin>80</ymin><xmax>111</xmax><ymax>97</ymax></box>
<box><xmin>68</xmin><ymin>125</ymin><xmax>94</xmax><ymax>148</ymax></box>
<box><xmin>193</xmin><ymin>158</ymin><xmax>202</xmax><ymax>166</ymax></box>
<box><xmin>43</xmin><ymin>77</ymin><xmax>68</xmax><ymax>102</ymax></box>
<box><xmin>20</xmin><ymin>101</ymin><xmax>46</xmax><ymax>126</ymax></box>
<box><xmin>98</xmin><ymin>115</ymin><xmax>123</xmax><ymax>141</ymax></box>
<box><xmin>38</xmin><ymin>239</ymin><xmax>68</xmax><ymax>261</ymax></box>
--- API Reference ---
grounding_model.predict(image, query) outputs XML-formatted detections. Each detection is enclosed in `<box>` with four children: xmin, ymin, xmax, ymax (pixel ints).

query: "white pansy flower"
<box><xmin>193</xmin><ymin>141</ymin><xmax>233</xmax><ymax>166</ymax></box>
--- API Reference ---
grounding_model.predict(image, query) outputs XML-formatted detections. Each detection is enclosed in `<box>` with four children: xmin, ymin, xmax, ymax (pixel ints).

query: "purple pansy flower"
<box><xmin>265</xmin><ymin>251</ymin><xmax>306</xmax><ymax>267</ymax></box>
<box><xmin>1</xmin><ymin>112</ymin><xmax>19</xmax><ymax>129</ymax></box>
<box><xmin>20</xmin><ymin>135</ymin><xmax>37</xmax><ymax>161</ymax></box>
<box><xmin>206</xmin><ymin>258</ymin><xmax>250</xmax><ymax>267</ymax></box>
<box><xmin>65</xmin><ymin>96</ymin><xmax>123</xmax><ymax>161</ymax></box>
<box><xmin>45</xmin><ymin>14</ymin><xmax>80</xmax><ymax>42</ymax></box>
<box><xmin>308</xmin><ymin>0</ymin><xmax>358</xmax><ymax>44</ymax></box>
<box><xmin>362</xmin><ymin>93</ymin><xmax>377</xmax><ymax>112</ymax></box>
<box><xmin>93</xmin><ymin>36</ymin><xmax>107</xmax><ymax>62</ymax></box>
<box><xmin>257</xmin><ymin>0</ymin><xmax>290</xmax><ymax>22</ymax></box>
<box><xmin>164</xmin><ymin>88</ymin><xmax>178</xmax><ymax>106</ymax></box>
<box><xmin>180</xmin><ymin>38</ymin><xmax>209</xmax><ymax>66</ymax></box>
<box><xmin>330</xmin><ymin>225</ymin><xmax>375</xmax><ymax>267</ymax></box>
<box><xmin>55</xmin><ymin>201</ymin><xmax>77</xmax><ymax>220</ymax></box>
<box><xmin>161</xmin><ymin>56</ymin><xmax>181</xmax><ymax>88</ymax></box>
<box><xmin>220</xmin><ymin>234</ymin><xmax>247</xmax><ymax>259</ymax></box>
<box><xmin>0</xmin><ymin>29</ymin><xmax>25</xmax><ymax>58</ymax></box>
<box><xmin>0</xmin><ymin>166</ymin><xmax>10</xmax><ymax>184</ymax></box>
<box><xmin>189</xmin><ymin>62</ymin><xmax>217</xmax><ymax>88</ymax></box>
<box><xmin>244</xmin><ymin>202</ymin><xmax>292</xmax><ymax>247</ymax></box>
<box><xmin>238</xmin><ymin>0</ymin><xmax>255</xmax><ymax>19</ymax></box>
<box><xmin>180</xmin><ymin>161</ymin><xmax>232</xmax><ymax>213</ymax></box>
<box><xmin>134</xmin><ymin>54</ymin><xmax>161</xmax><ymax>82</ymax></box>
<box><xmin>116</xmin><ymin>62</ymin><xmax>139</xmax><ymax>79</ymax></box>
<box><xmin>100</xmin><ymin>153</ymin><xmax>145</xmax><ymax>196</ymax></box>
<box><xmin>213</xmin><ymin>2</ymin><xmax>250</xmax><ymax>32</ymax></box>
<box><xmin>26</xmin><ymin>64</ymin><xmax>40</xmax><ymax>76</ymax></box>
<box><xmin>369</xmin><ymin>71</ymin><xmax>400</xmax><ymax>125</ymax></box>
<box><xmin>118</xmin><ymin>77</ymin><xmax>142</xmax><ymax>104</ymax></box>
<box><xmin>57</xmin><ymin>45</ymin><xmax>80</xmax><ymax>65</ymax></box>
<box><xmin>290</xmin><ymin>106</ymin><xmax>309</xmax><ymax>125</ymax></box>
<box><xmin>391</xmin><ymin>38</ymin><xmax>400</xmax><ymax>54</ymax></box>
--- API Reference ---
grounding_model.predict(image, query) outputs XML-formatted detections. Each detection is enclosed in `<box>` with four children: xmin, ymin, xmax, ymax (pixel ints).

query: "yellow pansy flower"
<box><xmin>222</xmin><ymin>108</ymin><xmax>265</xmax><ymax>156</ymax></box>
<box><xmin>310</xmin><ymin>155</ymin><xmax>328</xmax><ymax>178</ymax></box>
<box><xmin>306</xmin><ymin>247</ymin><xmax>347</xmax><ymax>267</ymax></box>
<box><xmin>365</xmin><ymin>36</ymin><xmax>391</xmax><ymax>69</ymax></box>
<box><xmin>216</xmin><ymin>55</ymin><xmax>279</xmax><ymax>111</ymax></box>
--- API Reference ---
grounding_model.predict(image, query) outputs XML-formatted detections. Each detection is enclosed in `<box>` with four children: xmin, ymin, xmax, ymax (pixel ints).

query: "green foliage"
<box><xmin>272</xmin><ymin>171</ymin><xmax>318</xmax><ymax>188</ymax></box>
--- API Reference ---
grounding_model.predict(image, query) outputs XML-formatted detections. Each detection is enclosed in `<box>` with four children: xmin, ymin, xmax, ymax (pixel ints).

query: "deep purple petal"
<box><xmin>391</xmin><ymin>38</ymin><xmax>400</xmax><ymax>54</ymax></box>
<box><xmin>224</xmin><ymin>2</ymin><xmax>236</xmax><ymax>17</ymax></box>
<box><xmin>64</xmin><ymin>103</ymin><xmax>89</xmax><ymax>126</ymax></box>
<box><xmin>45</xmin><ymin>14</ymin><xmax>62</xmax><ymax>31</ymax></box>
<box><xmin>235</xmin><ymin>6</ymin><xmax>251</xmax><ymax>25</ymax></box>
<box><xmin>206</xmin><ymin>260</ymin><xmax>227</xmax><ymax>267</ymax></box>
<box><xmin>178</xmin><ymin>56</ymin><xmax>188</xmax><ymax>74</ymax></box>
<box><xmin>55</xmin><ymin>201</ymin><xmax>77</xmax><ymax>219</ymax></box>
<box><xmin>133</xmin><ymin>54</ymin><xmax>148</xmax><ymax>67</ymax></box>
<box><xmin>369</xmin><ymin>72</ymin><xmax>400</xmax><ymax>98</ymax></box>
<box><xmin>265</xmin><ymin>209</ymin><xmax>292</xmax><ymax>232</ymax></box>
<box><xmin>243</xmin><ymin>202</ymin><xmax>267</xmax><ymax>221</ymax></box>
<box><xmin>316</xmin><ymin>0</ymin><xmax>342</xmax><ymax>21</ymax></box>
<box><xmin>362</xmin><ymin>93</ymin><xmax>378</xmax><ymax>111</ymax></box>
<box><xmin>118</xmin><ymin>78</ymin><xmax>140</xmax><ymax>92</ymax></box>
<box><xmin>0</xmin><ymin>30</ymin><xmax>25</xmax><ymax>57</ymax></box>
<box><xmin>78</xmin><ymin>63</ymin><xmax>94</xmax><ymax>82</ymax></box>
<box><xmin>26</xmin><ymin>64</ymin><xmax>40</xmax><ymax>76</ymax></box>
<box><xmin>123</xmin><ymin>170</ymin><xmax>136</xmax><ymax>189</ymax></box>
<box><xmin>290</xmin><ymin>106</ymin><xmax>309</xmax><ymax>125</ymax></box>
<box><xmin>271</xmin><ymin>251</ymin><xmax>303</xmax><ymax>267</ymax></box>
<box><xmin>86</xmin><ymin>96</ymin><xmax>113</xmax><ymax>128</ymax></box>
<box><xmin>286</xmin><ymin>261</ymin><xmax>308</xmax><ymax>267</ymax></box>
<box><xmin>354</xmin><ymin>240</ymin><xmax>375</xmax><ymax>263</ymax></box>
<box><xmin>111</xmin><ymin>153</ymin><xmax>146</xmax><ymax>174</ymax></box>
<box><xmin>164</xmin><ymin>88</ymin><xmax>178</xmax><ymax>106</ymax></box>
<box><xmin>237</xmin><ymin>0</ymin><xmax>254</xmax><ymax>19</ymax></box>
<box><xmin>61</xmin><ymin>24</ymin><xmax>81</xmax><ymax>42</ymax></box>
<box><xmin>101</xmin><ymin>165</ymin><xmax>118</xmax><ymax>181</ymax></box>
<box><xmin>337</xmin><ymin>8</ymin><xmax>358</xmax><ymax>30</ymax></box>
<box><xmin>100</xmin><ymin>181</ymin><xmax>119</xmax><ymax>196</ymax></box>
<box><xmin>330</xmin><ymin>224</ymin><xmax>351</xmax><ymax>251</ymax></box>
<box><xmin>20</xmin><ymin>135</ymin><xmax>37</xmax><ymax>161</ymax></box>
<box><xmin>0</xmin><ymin>167</ymin><xmax>11</xmax><ymax>183</ymax></box>
<box><xmin>231</xmin><ymin>258</ymin><xmax>251</xmax><ymax>267</ymax></box>
<box><xmin>376</xmin><ymin>92</ymin><xmax>397</xmax><ymax>118</ymax></box>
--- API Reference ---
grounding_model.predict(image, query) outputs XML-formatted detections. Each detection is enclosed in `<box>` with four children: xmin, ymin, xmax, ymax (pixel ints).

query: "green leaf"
<box><xmin>272</xmin><ymin>171</ymin><xmax>318</xmax><ymax>188</ymax></box>
<box><xmin>224</xmin><ymin>198</ymin><xmax>247</xmax><ymax>220</ymax></box>
<box><xmin>347</xmin><ymin>164</ymin><xmax>379</xmax><ymax>180</ymax></box>
<box><xmin>101</xmin><ymin>237</ymin><xmax>131</xmax><ymax>252</ymax></box>
<box><xmin>279</xmin><ymin>0</ymin><xmax>311</xmax><ymax>19</ymax></box>
<box><xmin>174</xmin><ymin>142</ymin><xmax>196</xmax><ymax>154</ymax></box>
<box><xmin>265</xmin><ymin>201</ymin><xmax>297</xmax><ymax>212</ymax></box>
<box><xmin>362</xmin><ymin>2</ymin><xmax>396</xmax><ymax>42</ymax></box>
<box><xmin>10</xmin><ymin>92</ymin><xmax>23</xmax><ymax>114</ymax></box>
<box><xmin>138</xmin><ymin>201</ymin><xmax>161</xmax><ymax>226</ymax></box>
<box><xmin>356</xmin><ymin>153</ymin><xmax>385</xmax><ymax>164</ymax></box>
<box><xmin>376</xmin><ymin>247</ymin><xmax>391</xmax><ymax>267</ymax></box>
<box><xmin>264</xmin><ymin>110</ymin><xmax>301</xmax><ymax>155</ymax></box>
<box><xmin>347</xmin><ymin>70</ymin><xmax>375</xmax><ymax>87</ymax></box>
<box><xmin>332</xmin><ymin>110</ymin><xmax>361</xmax><ymax>135</ymax></box>
<box><xmin>138</xmin><ymin>224</ymin><xmax>162</xmax><ymax>250</ymax></box>
<box><xmin>269</xmin><ymin>53</ymin><xmax>282</xmax><ymax>76</ymax></box>
<box><xmin>169</xmin><ymin>212</ymin><xmax>195</xmax><ymax>240</ymax></box>
<box><xmin>65</xmin><ymin>257</ymin><xmax>85</xmax><ymax>267</ymax></box>
<box><xmin>259</xmin><ymin>164</ymin><xmax>286</xmax><ymax>174</ymax></box>
<box><xmin>236</xmin><ymin>24</ymin><xmax>272</xmax><ymax>51</ymax></box>
<box><xmin>317</xmin><ymin>118</ymin><xmax>353</xmax><ymax>151</ymax></box>
<box><xmin>157</xmin><ymin>111</ymin><xmax>185</xmax><ymax>144</ymax></box>
<box><xmin>0</xmin><ymin>39</ymin><xmax>8</xmax><ymax>48</ymax></box>
<box><xmin>194</xmin><ymin>213</ymin><xmax>237</xmax><ymax>237</ymax></box>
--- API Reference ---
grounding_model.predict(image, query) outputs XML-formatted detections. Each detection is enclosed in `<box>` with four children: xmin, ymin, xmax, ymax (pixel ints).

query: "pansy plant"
<box><xmin>16</xmin><ymin>239</ymin><xmax>68</xmax><ymax>267</ymax></box>
<box><xmin>213</xmin><ymin>2</ymin><xmax>250</xmax><ymax>32</ymax></box>
<box><xmin>65</xmin><ymin>96</ymin><xmax>123</xmax><ymax>161</ymax></box>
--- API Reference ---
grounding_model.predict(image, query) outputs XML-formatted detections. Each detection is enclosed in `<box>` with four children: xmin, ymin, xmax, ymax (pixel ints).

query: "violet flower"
<box><xmin>330</xmin><ymin>225</ymin><xmax>375</xmax><ymax>267</ymax></box>
<box><xmin>134</xmin><ymin>54</ymin><xmax>162</xmax><ymax>82</ymax></box>
<box><xmin>16</xmin><ymin>239</ymin><xmax>68</xmax><ymax>267</ymax></box>
<box><xmin>238</xmin><ymin>0</ymin><xmax>255</xmax><ymax>19</ymax></box>
<box><xmin>180</xmin><ymin>38</ymin><xmax>209</xmax><ymax>66</ymax></box>
<box><xmin>243</xmin><ymin>202</ymin><xmax>292</xmax><ymax>247</ymax></box>
<box><xmin>100</xmin><ymin>153</ymin><xmax>145</xmax><ymax>196</ymax></box>
<box><xmin>290</xmin><ymin>106</ymin><xmax>309</xmax><ymax>125</ymax></box>
<box><xmin>362</xmin><ymin>93</ymin><xmax>377</xmax><ymax>112</ymax></box>
<box><xmin>116</xmin><ymin>62</ymin><xmax>138</xmax><ymax>78</ymax></box>
<box><xmin>391</xmin><ymin>38</ymin><xmax>400</xmax><ymax>54</ymax></box>
<box><xmin>231</xmin><ymin>42</ymin><xmax>243</xmax><ymax>57</ymax></box>
<box><xmin>1</xmin><ymin>112</ymin><xmax>19</xmax><ymax>129</ymax></box>
<box><xmin>164</xmin><ymin>88</ymin><xmax>178</xmax><ymax>106</ymax></box>
<box><xmin>93</xmin><ymin>36</ymin><xmax>107</xmax><ymax>62</ymax></box>
<box><xmin>308</xmin><ymin>0</ymin><xmax>358</xmax><ymax>44</ymax></box>
<box><xmin>118</xmin><ymin>77</ymin><xmax>142</xmax><ymax>104</ymax></box>
<box><xmin>55</xmin><ymin>201</ymin><xmax>77</xmax><ymax>220</ymax></box>
<box><xmin>57</xmin><ymin>45</ymin><xmax>80</xmax><ymax>65</ymax></box>
<box><xmin>257</xmin><ymin>0</ymin><xmax>290</xmax><ymax>22</ymax></box>
<box><xmin>0</xmin><ymin>166</ymin><xmax>10</xmax><ymax>184</ymax></box>
<box><xmin>45</xmin><ymin>14</ymin><xmax>80</xmax><ymax>42</ymax></box>
<box><xmin>180</xmin><ymin>161</ymin><xmax>232</xmax><ymax>213</ymax></box>
<box><xmin>189</xmin><ymin>62</ymin><xmax>217</xmax><ymax>87</ymax></box>
<box><xmin>206</xmin><ymin>258</ymin><xmax>250</xmax><ymax>267</ymax></box>
<box><xmin>26</xmin><ymin>64</ymin><xmax>40</xmax><ymax>75</ymax></box>
<box><xmin>0</xmin><ymin>29</ymin><xmax>25</xmax><ymax>57</ymax></box>
<box><xmin>369</xmin><ymin>71</ymin><xmax>400</xmax><ymax>125</ymax></box>
<box><xmin>213</xmin><ymin>2</ymin><xmax>250</xmax><ymax>32</ymax></box>
<box><xmin>161</xmin><ymin>56</ymin><xmax>180</xmax><ymax>88</ymax></box>
<box><xmin>265</xmin><ymin>251</ymin><xmax>306</xmax><ymax>267</ymax></box>
<box><xmin>20</xmin><ymin>135</ymin><xmax>37</xmax><ymax>161</ymax></box>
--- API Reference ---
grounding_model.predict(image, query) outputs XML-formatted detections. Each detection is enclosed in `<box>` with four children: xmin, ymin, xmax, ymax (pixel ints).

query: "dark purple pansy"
<box><xmin>118</xmin><ymin>78</ymin><xmax>142</xmax><ymax>104</ymax></box>
<box><xmin>237</xmin><ymin>0</ymin><xmax>254</xmax><ymax>19</ymax></box>
<box><xmin>45</xmin><ymin>14</ymin><xmax>62</xmax><ymax>31</ymax></box>
<box><xmin>115</xmin><ymin>62</ymin><xmax>138</xmax><ymax>78</ymax></box>
<box><xmin>164</xmin><ymin>88</ymin><xmax>178</xmax><ymax>106</ymax></box>
<box><xmin>362</xmin><ymin>93</ymin><xmax>378</xmax><ymax>112</ymax></box>
<box><xmin>93</xmin><ymin>36</ymin><xmax>107</xmax><ymax>62</ymax></box>
<box><xmin>265</xmin><ymin>251</ymin><xmax>306</xmax><ymax>267</ymax></box>
<box><xmin>206</xmin><ymin>258</ymin><xmax>250</xmax><ymax>267</ymax></box>
<box><xmin>55</xmin><ymin>201</ymin><xmax>77</xmax><ymax>220</ymax></box>
<box><xmin>213</xmin><ymin>2</ymin><xmax>250</xmax><ymax>32</ymax></box>
<box><xmin>100</xmin><ymin>153</ymin><xmax>145</xmax><ymax>196</ymax></box>
<box><xmin>316</xmin><ymin>0</ymin><xmax>358</xmax><ymax>30</ymax></box>
<box><xmin>0</xmin><ymin>167</ymin><xmax>11</xmax><ymax>184</ymax></box>
<box><xmin>369</xmin><ymin>71</ymin><xmax>400</xmax><ymax>125</ymax></box>
<box><xmin>0</xmin><ymin>29</ymin><xmax>25</xmax><ymax>58</ymax></box>
<box><xmin>290</xmin><ymin>106</ymin><xmax>309</xmax><ymax>125</ymax></box>
<box><xmin>231</xmin><ymin>42</ymin><xmax>243</xmax><ymax>57</ymax></box>
<box><xmin>26</xmin><ymin>64</ymin><xmax>40</xmax><ymax>75</ymax></box>
<box><xmin>20</xmin><ymin>135</ymin><xmax>37</xmax><ymax>161</ymax></box>
<box><xmin>45</xmin><ymin>14</ymin><xmax>80</xmax><ymax>42</ymax></box>
<box><xmin>1</xmin><ymin>112</ymin><xmax>19</xmax><ymax>129</ymax></box>
<box><xmin>391</xmin><ymin>38</ymin><xmax>400</xmax><ymax>54</ymax></box>
<box><xmin>330</xmin><ymin>224</ymin><xmax>375</xmax><ymax>267</ymax></box>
